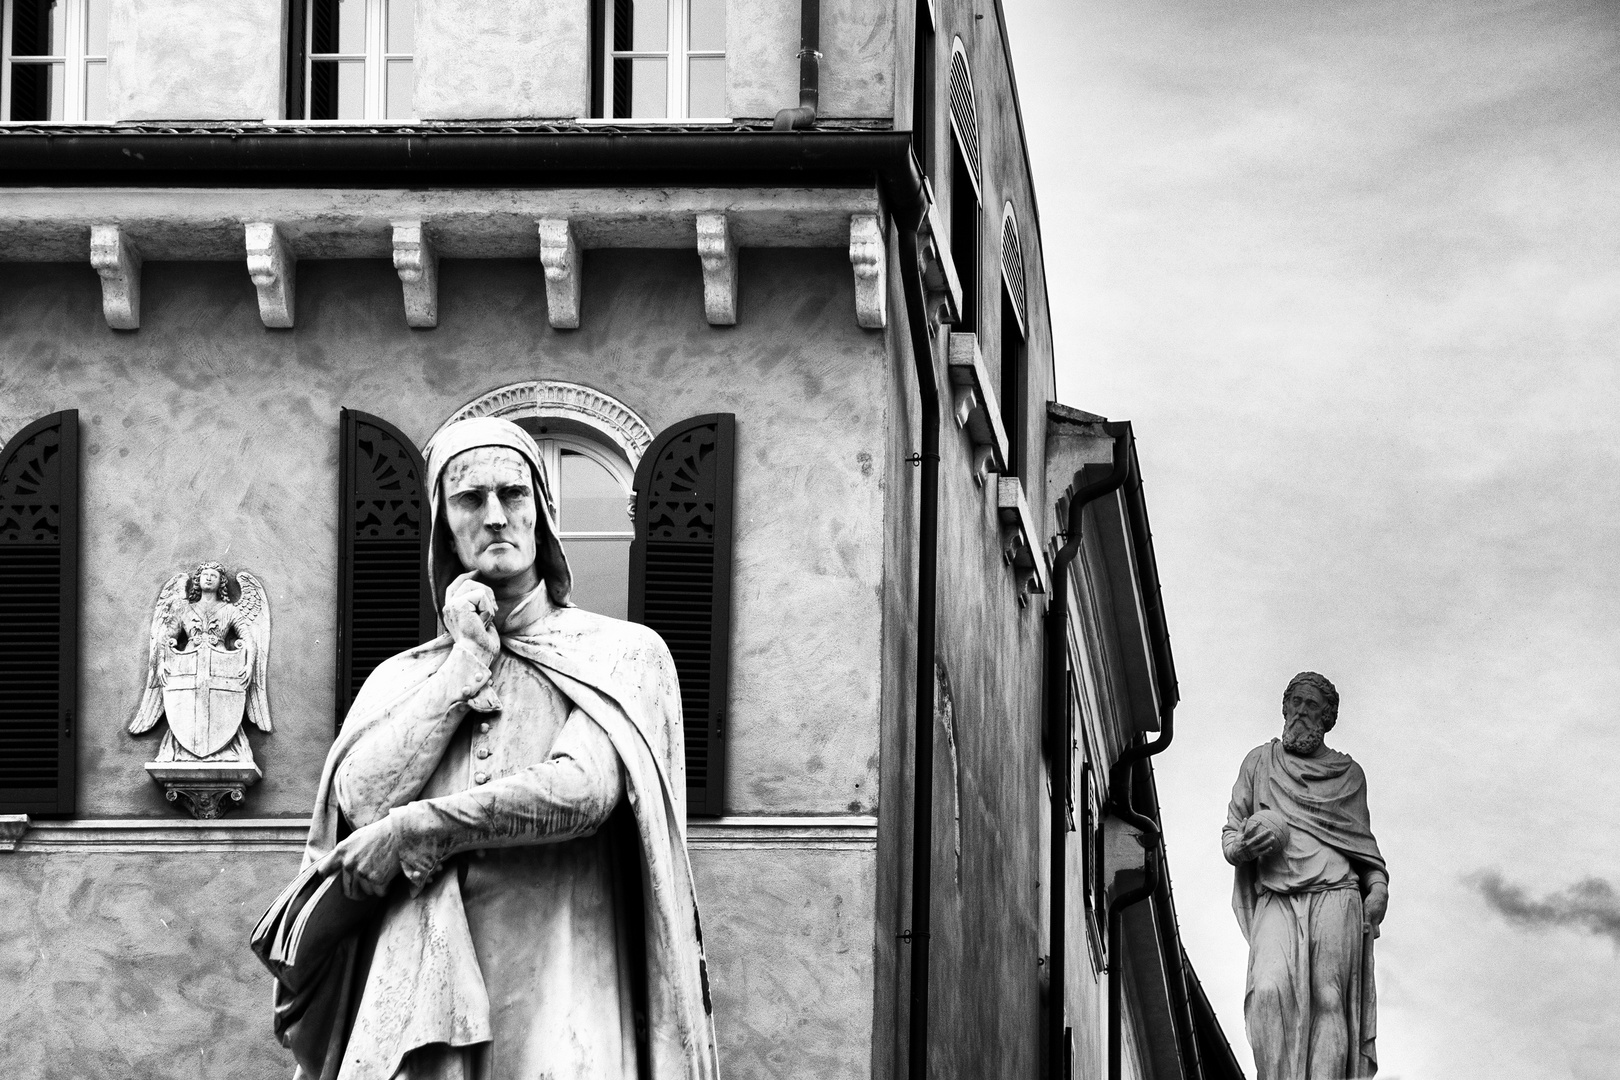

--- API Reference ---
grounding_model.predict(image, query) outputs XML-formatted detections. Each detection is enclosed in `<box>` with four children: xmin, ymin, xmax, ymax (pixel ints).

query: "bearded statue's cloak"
<box><xmin>272</xmin><ymin>417</ymin><xmax>719</xmax><ymax>1080</ymax></box>
<box><xmin>1228</xmin><ymin>739</ymin><xmax>1385</xmax><ymax>1079</ymax></box>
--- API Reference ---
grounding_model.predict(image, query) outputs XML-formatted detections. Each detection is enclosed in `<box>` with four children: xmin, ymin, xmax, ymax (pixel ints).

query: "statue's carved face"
<box><xmin>1282</xmin><ymin>682</ymin><xmax>1329</xmax><ymax>756</ymax></box>
<box><xmin>197</xmin><ymin>567</ymin><xmax>221</xmax><ymax>594</ymax></box>
<box><xmin>444</xmin><ymin>446</ymin><xmax>539</xmax><ymax>586</ymax></box>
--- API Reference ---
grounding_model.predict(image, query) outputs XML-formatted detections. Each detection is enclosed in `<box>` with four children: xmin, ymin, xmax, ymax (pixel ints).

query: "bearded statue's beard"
<box><xmin>1282</xmin><ymin>719</ymin><xmax>1324</xmax><ymax>755</ymax></box>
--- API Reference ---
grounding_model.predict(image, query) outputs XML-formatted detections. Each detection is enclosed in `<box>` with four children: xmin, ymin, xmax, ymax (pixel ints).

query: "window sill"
<box><xmin>946</xmin><ymin>331</ymin><xmax>1009</xmax><ymax>482</ymax></box>
<box><xmin>997</xmin><ymin>475</ymin><xmax>1047</xmax><ymax>601</ymax></box>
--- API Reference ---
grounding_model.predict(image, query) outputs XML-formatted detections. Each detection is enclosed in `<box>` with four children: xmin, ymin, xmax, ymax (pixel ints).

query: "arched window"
<box><xmin>434</xmin><ymin>380</ymin><xmax>654</xmax><ymax>621</ymax></box>
<box><xmin>512</xmin><ymin>423</ymin><xmax>635</xmax><ymax>620</ymax></box>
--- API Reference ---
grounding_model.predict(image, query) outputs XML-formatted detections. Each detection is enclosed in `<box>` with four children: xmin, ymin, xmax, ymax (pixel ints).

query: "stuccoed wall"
<box><xmin>725</xmin><ymin>0</ymin><xmax>895</xmax><ymax>118</ymax></box>
<box><xmin>0</xmin><ymin>850</ymin><xmax>303</xmax><ymax>1078</ymax></box>
<box><xmin>0</xmin><ymin>246</ymin><xmax>887</xmax><ymax>1077</ymax></box>
<box><xmin>105</xmin><ymin>0</ymin><xmax>284</xmax><ymax>121</ymax></box>
<box><xmin>414</xmin><ymin>0</ymin><xmax>589</xmax><ymax>119</ymax></box>
<box><xmin>0</xmin><ymin>250</ymin><xmax>884</xmax><ymax>819</ymax></box>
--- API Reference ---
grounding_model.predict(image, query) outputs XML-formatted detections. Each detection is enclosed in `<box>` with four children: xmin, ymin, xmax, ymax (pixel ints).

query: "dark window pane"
<box><xmin>9</xmin><ymin>62</ymin><xmax>63</xmax><ymax>120</ymax></box>
<box><xmin>309</xmin><ymin>58</ymin><xmax>364</xmax><ymax>119</ymax></box>
<box><xmin>613</xmin><ymin>55</ymin><xmax>666</xmax><ymax>118</ymax></box>
<box><xmin>310</xmin><ymin>0</ymin><xmax>365</xmax><ymax>54</ymax></box>
<box><xmin>950</xmin><ymin>142</ymin><xmax>979</xmax><ymax>332</ymax></box>
<box><xmin>10</xmin><ymin>0</ymin><xmax>64</xmax><ymax>56</ymax></box>
<box><xmin>612</xmin><ymin>0</ymin><xmax>666</xmax><ymax>52</ymax></box>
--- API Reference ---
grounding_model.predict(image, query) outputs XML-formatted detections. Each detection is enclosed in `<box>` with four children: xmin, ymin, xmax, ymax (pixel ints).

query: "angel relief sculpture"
<box><xmin>128</xmin><ymin>562</ymin><xmax>271</xmax><ymax>817</ymax></box>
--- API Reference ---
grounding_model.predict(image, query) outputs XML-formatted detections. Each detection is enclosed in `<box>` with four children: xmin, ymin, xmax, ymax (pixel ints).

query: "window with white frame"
<box><xmin>602</xmin><ymin>0</ymin><xmax>725</xmax><ymax>120</ymax></box>
<box><xmin>1</xmin><ymin>0</ymin><xmax>106</xmax><ymax>121</ymax></box>
<box><xmin>512</xmin><ymin>421</ymin><xmax>636</xmax><ymax>620</ymax></box>
<box><xmin>304</xmin><ymin>0</ymin><xmax>413</xmax><ymax>121</ymax></box>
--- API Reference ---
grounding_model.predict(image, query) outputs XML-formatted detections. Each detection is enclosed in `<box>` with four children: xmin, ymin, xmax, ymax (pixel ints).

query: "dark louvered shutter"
<box><xmin>337</xmin><ymin>409</ymin><xmax>434</xmax><ymax>729</ymax></box>
<box><xmin>629</xmin><ymin>414</ymin><xmax>735</xmax><ymax>818</ymax></box>
<box><xmin>0</xmin><ymin>410</ymin><xmax>78</xmax><ymax>815</ymax></box>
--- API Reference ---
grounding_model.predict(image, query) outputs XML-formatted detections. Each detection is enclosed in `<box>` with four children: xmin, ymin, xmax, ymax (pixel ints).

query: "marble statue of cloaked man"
<box><xmin>1222</xmin><ymin>672</ymin><xmax>1388</xmax><ymax>1080</ymax></box>
<box><xmin>276</xmin><ymin>416</ymin><xmax>719</xmax><ymax>1080</ymax></box>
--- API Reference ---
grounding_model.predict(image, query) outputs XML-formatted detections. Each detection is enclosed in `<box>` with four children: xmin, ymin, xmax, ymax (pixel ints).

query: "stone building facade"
<box><xmin>0</xmin><ymin>0</ymin><xmax>1242</xmax><ymax>1077</ymax></box>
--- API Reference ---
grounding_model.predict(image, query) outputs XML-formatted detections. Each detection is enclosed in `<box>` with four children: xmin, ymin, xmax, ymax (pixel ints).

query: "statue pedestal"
<box><xmin>146</xmin><ymin>761</ymin><xmax>262</xmax><ymax>819</ymax></box>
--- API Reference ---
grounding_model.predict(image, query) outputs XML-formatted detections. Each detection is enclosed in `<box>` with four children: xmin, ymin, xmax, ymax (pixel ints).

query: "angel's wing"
<box><xmin>235</xmin><ymin>569</ymin><xmax>273</xmax><ymax>733</ymax></box>
<box><xmin>128</xmin><ymin>572</ymin><xmax>188</xmax><ymax>735</ymax></box>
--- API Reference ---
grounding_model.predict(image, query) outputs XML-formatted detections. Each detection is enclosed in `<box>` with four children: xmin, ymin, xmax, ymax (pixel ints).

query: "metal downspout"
<box><xmin>1046</xmin><ymin>427</ymin><xmax>1131</xmax><ymax>1079</ymax></box>
<box><xmin>773</xmin><ymin>0</ymin><xmax>822</xmax><ymax>130</ymax></box>
<box><xmin>896</xmin><ymin>210</ymin><xmax>942</xmax><ymax>1080</ymax></box>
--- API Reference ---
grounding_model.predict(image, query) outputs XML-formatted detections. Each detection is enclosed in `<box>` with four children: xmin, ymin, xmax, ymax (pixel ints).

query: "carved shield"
<box><xmin>162</xmin><ymin>642</ymin><xmax>251</xmax><ymax>758</ymax></box>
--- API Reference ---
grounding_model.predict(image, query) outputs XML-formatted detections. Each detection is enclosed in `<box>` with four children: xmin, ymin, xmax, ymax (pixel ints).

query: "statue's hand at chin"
<box><xmin>443</xmin><ymin>571</ymin><xmax>501</xmax><ymax>664</ymax></box>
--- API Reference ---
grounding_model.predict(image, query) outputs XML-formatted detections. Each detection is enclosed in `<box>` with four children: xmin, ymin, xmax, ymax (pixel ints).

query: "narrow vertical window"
<box><xmin>911</xmin><ymin>0</ymin><xmax>935</xmax><ymax>176</ymax></box>
<box><xmin>999</xmin><ymin>209</ymin><xmax>1028</xmax><ymax>481</ymax></box>
<box><xmin>629</xmin><ymin>413</ymin><xmax>736</xmax><ymax>817</ymax></box>
<box><xmin>601</xmin><ymin>0</ymin><xmax>726</xmax><ymax>120</ymax></box>
<box><xmin>2</xmin><ymin>0</ymin><xmax>106</xmax><ymax>121</ymax></box>
<box><xmin>337</xmin><ymin>409</ymin><xmax>433</xmax><ymax>729</ymax></box>
<box><xmin>304</xmin><ymin>0</ymin><xmax>413</xmax><ymax>121</ymax></box>
<box><xmin>0</xmin><ymin>410</ymin><xmax>78</xmax><ymax>816</ymax></box>
<box><xmin>948</xmin><ymin>39</ymin><xmax>981</xmax><ymax>332</ymax></box>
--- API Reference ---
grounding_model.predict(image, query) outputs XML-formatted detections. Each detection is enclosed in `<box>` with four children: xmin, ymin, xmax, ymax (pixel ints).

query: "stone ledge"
<box><xmin>947</xmin><ymin>331</ymin><xmax>1010</xmax><ymax>482</ymax></box>
<box><xmin>997</xmin><ymin>476</ymin><xmax>1050</xmax><ymax>601</ymax></box>
<box><xmin>7</xmin><ymin>815</ymin><xmax>878</xmax><ymax>854</ymax></box>
<box><xmin>0</xmin><ymin>186</ymin><xmax>882</xmax><ymax>262</ymax></box>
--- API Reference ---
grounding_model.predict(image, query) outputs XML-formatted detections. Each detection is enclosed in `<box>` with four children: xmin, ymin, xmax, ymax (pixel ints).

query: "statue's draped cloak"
<box><xmin>279</xmin><ymin>605</ymin><xmax>719</xmax><ymax>1080</ymax></box>
<box><xmin>1230</xmin><ymin>740</ymin><xmax>1385</xmax><ymax>1078</ymax></box>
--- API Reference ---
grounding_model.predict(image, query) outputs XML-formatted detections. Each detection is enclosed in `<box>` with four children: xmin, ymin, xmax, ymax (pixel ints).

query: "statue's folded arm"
<box><xmin>335</xmin><ymin>644</ymin><xmax>495</xmax><ymax>828</ymax></box>
<box><xmin>387</xmin><ymin>708</ymin><xmax>625</xmax><ymax>887</ymax></box>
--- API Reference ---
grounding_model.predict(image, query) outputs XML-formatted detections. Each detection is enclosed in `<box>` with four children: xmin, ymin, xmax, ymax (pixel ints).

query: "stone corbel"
<box><xmin>0</xmin><ymin>814</ymin><xmax>29</xmax><ymax>852</ymax></box>
<box><xmin>997</xmin><ymin>476</ymin><xmax>1049</xmax><ymax>601</ymax></box>
<box><xmin>392</xmin><ymin>220</ymin><xmax>439</xmax><ymax>328</ymax></box>
<box><xmin>245</xmin><ymin>222</ymin><xmax>296</xmax><ymax>328</ymax></box>
<box><xmin>90</xmin><ymin>225</ymin><xmax>142</xmax><ymax>330</ymax></box>
<box><xmin>947</xmin><ymin>332</ymin><xmax>1010</xmax><ymax>482</ymax></box>
<box><xmin>538</xmin><ymin>218</ymin><xmax>581</xmax><ymax>329</ymax></box>
<box><xmin>849</xmin><ymin>213</ymin><xmax>887</xmax><ymax>329</ymax></box>
<box><xmin>916</xmin><ymin>189</ymin><xmax>962</xmax><ymax>329</ymax></box>
<box><xmin>696</xmin><ymin>213</ymin><xmax>737</xmax><ymax>326</ymax></box>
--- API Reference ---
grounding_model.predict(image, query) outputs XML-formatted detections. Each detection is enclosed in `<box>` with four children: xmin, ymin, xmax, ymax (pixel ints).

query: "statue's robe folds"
<box><xmin>1224</xmin><ymin>740</ymin><xmax>1386</xmax><ymax>1080</ymax></box>
<box><xmin>275</xmin><ymin>589</ymin><xmax>719</xmax><ymax>1080</ymax></box>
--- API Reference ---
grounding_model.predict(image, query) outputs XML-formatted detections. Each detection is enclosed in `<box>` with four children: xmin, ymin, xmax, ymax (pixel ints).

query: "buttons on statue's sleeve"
<box><xmin>474</xmin><ymin>772</ymin><xmax>489</xmax><ymax>784</ymax></box>
<box><xmin>479</xmin><ymin>722</ymin><xmax>491</xmax><ymax>734</ymax></box>
<box><xmin>476</xmin><ymin>747</ymin><xmax>490</xmax><ymax>759</ymax></box>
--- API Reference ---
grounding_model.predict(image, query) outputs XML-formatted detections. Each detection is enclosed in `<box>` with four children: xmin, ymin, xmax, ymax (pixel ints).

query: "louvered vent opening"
<box><xmin>642</xmin><ymin>540</ymin><xmax>716</xmax><ymax>786</ymax></box>
<box><xmin>0</xmin><ymin>546</ymin><xmax>60</xmax><ymax>790</ymax></box>
<box><xmin>350</xmin><ymin>537</ymin><xmax>425</xmax><ymax>703</ymax></box>
<box><xmin>949</xmin><ymin>48</ymin><xmax>980</xmax><ymax>183</ymax></box>
<box><xmin>1002</xmin><ymin>216</ymin><xmax>1027</xmax><ymax>329</ymax></box>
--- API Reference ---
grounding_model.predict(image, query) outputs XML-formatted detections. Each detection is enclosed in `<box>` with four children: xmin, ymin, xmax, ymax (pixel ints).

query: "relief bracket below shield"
<box><xmin>145</xmin><ymin>761</ymin><xmax>263</xmax><ymax>819</ymax></box>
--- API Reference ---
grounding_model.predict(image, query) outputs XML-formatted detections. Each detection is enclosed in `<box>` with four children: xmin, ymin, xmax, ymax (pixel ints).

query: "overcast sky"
<box><xmin>1001</xmin><ymin>1</ymin><xmax>1620</xmax><ymax>1076</ymax></box>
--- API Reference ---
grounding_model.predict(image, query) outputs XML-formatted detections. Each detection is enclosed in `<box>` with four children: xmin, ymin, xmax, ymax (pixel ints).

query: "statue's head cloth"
<box><xmin>423</xmin><ymin>416</ymin><xmax>572</xmax><ymax>614</ymax></box>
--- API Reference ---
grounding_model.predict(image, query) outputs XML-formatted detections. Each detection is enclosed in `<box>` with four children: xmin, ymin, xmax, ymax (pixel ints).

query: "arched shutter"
<box><xmin>0</xmin><ymin>410</ymin><xmax>78</xmax><ymax>815</ymax></box>
<box><xmin>629</xmin><ymin>414</ymin><xmax>736</xmax><ymax>818</ymax></box>
<box><xmin>337</xmin><ymin>409</ymin><xmax>434</xmax><ymax>729</ymax></box>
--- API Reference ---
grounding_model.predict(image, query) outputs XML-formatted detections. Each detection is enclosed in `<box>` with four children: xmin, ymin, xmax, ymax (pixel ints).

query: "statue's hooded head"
<box><xmin>424</xmin><ymin>417</ymin><xmax>573</xmax><ymax>616</ymax></box>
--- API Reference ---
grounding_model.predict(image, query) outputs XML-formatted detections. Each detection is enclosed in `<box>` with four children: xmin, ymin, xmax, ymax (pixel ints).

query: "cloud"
<box><xmin>1471</xmin><ymin>871</ymin><xmax>1620</xmax><ymax>948</ymax></box>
